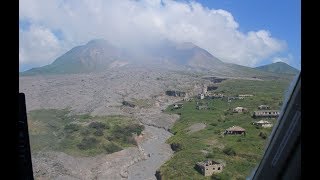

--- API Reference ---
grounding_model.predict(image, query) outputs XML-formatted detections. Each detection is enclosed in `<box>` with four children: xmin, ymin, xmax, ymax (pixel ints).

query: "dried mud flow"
<box><xmin>20</xmin><ymin>68</ymin><xmax>203</xmax><ymax>179</ymax></box>
<box><xmin>19</xmin><ymin>67</ymin><xmax>256</xmax><ymax>179</ymax></box>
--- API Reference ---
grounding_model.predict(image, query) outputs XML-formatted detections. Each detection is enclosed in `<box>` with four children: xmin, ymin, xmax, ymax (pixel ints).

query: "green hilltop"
<box><xmin>255</xmin><ymin>62</ymin><xmax>299</xmax><ymax>75</ymax></box>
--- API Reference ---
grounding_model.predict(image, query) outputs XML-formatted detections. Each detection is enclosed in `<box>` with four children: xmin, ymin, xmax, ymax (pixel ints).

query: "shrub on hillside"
<box><xmin>77</xmin><ymin>137</ymin><xmax>99</xmax><ymax>150</ymax></box>
<box><xmin>170</xmin><ymin>143</ymin><xmax>183</xmax><ymax>152</ymax></box>
<box><xmin>211</xmin><ymin>174</ymin><xmax>222</xmax><ymax>180</ymax></box>
<box><xmin>107</xmin><ymin>124</ymin><xmax>144</xmax><ymax>145</ymax></box>
<box><xmin>112</xmin><ymin>124</ymin><xmax>144</xmax><ymax>137</ymax></box>
<box><xmin>64</xmin><ymin>123</ymin><xmax>81</xmax><ymax>133</ymax></box>
<box><xmin>223</xmin><ymin>146</ymin><xmax>236</xmax><ymax>156</ymax></box>
<box><xmin>94</xmin><ymin>129</ymin><xmax>104</xmax><ymax>136</ymax></box>
<box><xmin>106</xmin><ymin>135</ymin><xmax>115</xmax><ymax>141</ymax></box>
<box><xmin>206</xmin><ymin>153</ymin><xmax>215</xmax><ymax>159</ymax></box>
<box><xmin>259</xmin><ymin>132</ymin><xmax>268</xmax><ymax>139</ymax></box>
<box><xmin>89</xmin><ymin>122</ymin><xmax>109</xmax><ymax>130</ymax></box>
<box><xmin>103</xmin><ymin>142</ymin><xmax>122</xmax><ymax>154</ymax></box>
<box><xmin>210</xmin><ymin>123</ymin><xmax>218</xmax><ymax>126</ymax></box>
<box><xmin>126</xmin><ymin>124</ymin><xmax>145</xmax><ymax>136</ymax></box>
<box><xmin>80</xmin><ymin>128</ymin><xmax>90</xmax><ymax>136</ymax></box>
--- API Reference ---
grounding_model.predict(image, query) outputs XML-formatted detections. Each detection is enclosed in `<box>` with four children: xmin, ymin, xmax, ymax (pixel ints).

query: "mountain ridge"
<box><xmin>20</xmin><ymin>39</ymin><xmax>294</xmax><ymax>79</ymax></box>
<box><xmin>255</xmin><ymin>62</ymin><xmax>299</xmax><ymax>75</ymax></box>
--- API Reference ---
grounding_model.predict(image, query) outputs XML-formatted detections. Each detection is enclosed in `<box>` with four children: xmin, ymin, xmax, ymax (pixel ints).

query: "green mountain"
<box><xmin>255</xmin><ymin>62</ymin><xmax>299</xmax><ymax>75</ymax></box>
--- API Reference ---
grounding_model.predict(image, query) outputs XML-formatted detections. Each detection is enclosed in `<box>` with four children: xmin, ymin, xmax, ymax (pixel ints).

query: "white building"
<box><xmin>253</xmin><ymin>120</ymin><xmax>273</xmax><ymax>128</ymax></box>
<box><xmin>199</xmin><ymin>93</ymin><xmax>205</xmax><ymax>100</ymax></box>
<box><xmin>233</xmin><ymin>107</ymin><xmax>248</xmax><ymax>113</ymax></box>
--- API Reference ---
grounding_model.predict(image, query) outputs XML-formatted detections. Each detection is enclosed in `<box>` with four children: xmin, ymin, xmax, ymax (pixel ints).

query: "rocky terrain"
<box><xmin>19</xmin><ymin>67</ymin><xmax>215</xmax><ymax>179</ymax></box>
<box><xmin>20</xmin><ymin>67</ymin><xmax>207</xmax><ymax>115</ymax></box>
<box><xmin>20</xmin><ymin>66</ymin><xmax>271</xmax><ymax>179</ymax></box>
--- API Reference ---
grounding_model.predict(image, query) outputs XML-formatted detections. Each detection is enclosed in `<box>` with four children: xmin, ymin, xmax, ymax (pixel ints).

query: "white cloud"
<box><xmin>19</xmin><ymin>0</ymin><xmax>287</xmax><ymax>69</ymax></box>
<box><xmin>272</xmin><ymin>54</ymin><xmax>293</xmax><ymax>64</ymax></box>
<box><xmin>19</xmin><ymin>25</ymin><xmax>65</xmax><ymax>67</ymax></box>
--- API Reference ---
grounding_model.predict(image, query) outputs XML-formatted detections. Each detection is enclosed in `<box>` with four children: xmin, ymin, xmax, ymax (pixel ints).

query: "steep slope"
<box><xmin>20</xmin><ymin>39</ymin><xmax>227</xmax><ymax>76</ymax></box>
<box><xmin>255</xmin><ymin>62</ymin><xmax>299</xmax><ymax>75</ymax></box>
<box><xmin>21</xmin><ymin>39</ymin><xmax>129</xmax><ymax>75</ymax></box>
<box><xmin>146</xmin><ymin>41</ymin><xmax>223</xmax><ymax>68</ymax></box>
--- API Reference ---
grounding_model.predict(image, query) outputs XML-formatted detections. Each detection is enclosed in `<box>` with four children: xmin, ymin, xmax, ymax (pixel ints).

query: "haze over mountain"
<box><xmin>255</xmin><ymin>62</ymin><xmax>299</xmax><ymax>75</ymax></box>
<box><xmin>20</xmin><ymin>39</ymin><xmax>288</xmax><ymax>78</ymax></box>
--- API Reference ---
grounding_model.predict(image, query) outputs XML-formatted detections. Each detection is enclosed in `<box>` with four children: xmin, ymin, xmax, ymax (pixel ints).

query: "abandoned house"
<box><xmin>227</xmin><ymin>96</ymin><xmax>237</xmax><ymax>102</ymax></box>
<box><xmin>211</xmin><ymin>93</ymin><xmax>224</xmax><ymax>98</ymax></box>
<box><xmin>253</xmin><ymin>120</ymin><xmax>273</xmax><ymax>128</ymax></box>
<box><xmin>165</xmin><ymin>90</ymin><xmax>186</xmax><ymax>97</ymax></box>
<box><xmin>199</xmin><ymin>93</ymin><xmax>205</xmax><ymax>100</ymax></box>
<box><xmin>196</xmin><ymin>160</ymin><xmax>224</xmax><ymax>176</ymax></box>
<box><xmin>173</xmin><ymin>103</ymin><xmax>183</xmax><ymax>109</ymax></box>
<box><xmin>196</xmin><ymin>105</ymin><xmax>209</xmax><ymax>110</ymax></box>
<box><xmin>253</xmin><ymin>110</ymin><xmax>280</xmax><ymax>118</ymax></box>
<box><xmin>238</xmin><ymin>94</ymin><xmax>253</xmax><ymax>97</ymax></box>
<box><xmin>233</xmin><ymin>107</ymin><xmax>248</xmax><ymax>113</ymax></box>
<box><xmin>183</xmin><ymin>97</ymin><xmax>193</xmax><ymax>101</ymax></box>
<box><xmin>224</xmin><ymin>126</ymin><xmax>246</xmax><ymax>135</ymax></box>
<box><xmin>258</xmin><ymin>105</ymin><xmax>270</xmax><ymax>110</ymax></box>
<box><xmin>228</xmin><ymin>97</ymin><xmax>237</xmax><ymax>100</ymax></box>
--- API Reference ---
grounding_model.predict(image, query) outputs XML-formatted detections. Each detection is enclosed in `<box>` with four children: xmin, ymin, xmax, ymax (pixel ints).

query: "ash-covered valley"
<box><xmin>20</xmin><ymin>67</ymin><xmax>226</xmax><ymax>180</ymax></box>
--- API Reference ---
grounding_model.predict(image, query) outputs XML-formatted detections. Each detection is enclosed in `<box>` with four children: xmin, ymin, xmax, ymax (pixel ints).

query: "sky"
<box><xmin>19</xmin><ymin>0</ymin><xmax>301</xmax><ymax>72</ymax></box>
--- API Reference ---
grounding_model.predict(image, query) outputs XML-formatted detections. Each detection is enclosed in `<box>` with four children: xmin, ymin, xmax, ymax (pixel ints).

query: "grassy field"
<box><xmin>158</xmin><ymin>78</ymin><xmax>292</xmax><ymax>180</ymax></box>
<box><xmin>132</xmin><ymin>98</ymin><xmax>155</xmax><ymax>108</ymax></box>
<box><xmin>28</xmin><ymin>108</ymin><xmax>144</xmax><ymax>157</ymax></box>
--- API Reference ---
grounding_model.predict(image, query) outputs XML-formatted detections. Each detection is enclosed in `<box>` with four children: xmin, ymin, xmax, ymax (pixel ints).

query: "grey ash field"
<box><xmin>19</xmin><ymin>66</ymin><xmax>294</xmax><ymax>180</ymax></box>
<box><xmin>20</xmin><ymin>67</ymin><xmax>202</xmax><ymax>179</ymax></box>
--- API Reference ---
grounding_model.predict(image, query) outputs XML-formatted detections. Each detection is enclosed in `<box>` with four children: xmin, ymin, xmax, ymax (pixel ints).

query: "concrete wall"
<box><xmin>202</xmin><ymin>164</ymin><xmax>223</xmax><ymax>176</ymax></box>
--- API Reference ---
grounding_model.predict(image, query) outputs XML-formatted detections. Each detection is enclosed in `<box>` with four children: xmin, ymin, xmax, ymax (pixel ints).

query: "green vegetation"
<box><xmin>103</xmin><ymin>142</ymin><xmax>123</xmax><ymax>154</ymax></box>
<box><xmin>223</xmin><ymin>146</ymin><xmax>236</xmax><ymax>156</ymax></box>
<box><xmin>107</xmin><ymin>124</ymin><xmax>144</xmax><ymax>145</ymax></box>
<box><xmin>255</xmin><ymin>62</ymin><xmax>299</xmax><ymax>75</ymax></box>
<box><xmin>159</xmin><ymin>78</ymin><xmax>291</xmax><ymax>179</ymax></box>
<box><xmin>131</xmin><ymin>98</ymin><xmax>155</xmax><ymax>108</ymax></box>
<box><xmin>28</xmin><ymin>109</ymin><xmax>144</xmax><ymax>157</ymax></box>
<box><xmin>170</xmin><ymin>143</ymin><xmax>183</xmax><ymax>152</ymax></box>
<box><xmin>259</xmin><ymin>132</ymin><xmax>268</xmax><ymax>139</ymax></box>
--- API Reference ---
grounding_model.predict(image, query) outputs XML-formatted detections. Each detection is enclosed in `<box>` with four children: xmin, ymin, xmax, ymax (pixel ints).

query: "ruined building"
<box><xmin>196</xmin><ymin>105</ymin><xmax>209</xmax><ymax>110</ymax></box>
<box><xmin>253</xmin><ymin>110</ymin><xmax>280</xmax><ymax>118</ymax></box>
<box><xmin>199</xmin><ymin>93</ymin><xmax>205</xmax><ymax>100</ymax></box>
<box><xmin>173</xmin><ymin>103</ymin><xmax>183</xmax><ymax>109</ymax></box>
<box><xmin>253</xmin><ymin>120</ymin><xmax>273</xmax><ymax>128</ymax></box>
<box><xmin>196</xmin><ymin>160</ymin><xmax>224</xmax><ymax>176</ymax></box>
<box><xmin>258</xmin><ymin>105</ymin><xmax>270</xmax><ymax>110</ymax></box>
<box><xmin>238</xmin><ymin>94</ymin><xmax>253</xmax><ymax>97</ymax></box>
<box><xmin>165</xmin><ymin>90</ymin><xmax>186</xmax><ymax>97</ymax></box>
<box><xmin>224</xmin><ymin>126</ymin><xmax>246</xmax><ymax>135</ymax></box>
<box><xmin>233</xmin><ymin>107</ymin><xmax>248</xmax><ymax>113</ymax></box>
